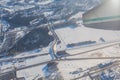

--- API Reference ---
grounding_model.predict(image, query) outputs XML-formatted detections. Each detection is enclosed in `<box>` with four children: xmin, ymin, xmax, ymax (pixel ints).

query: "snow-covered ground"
<box><xmin>1</xmin><ymin>44</ymin><xmax>120</xmax><ymax>80</ymax></box>
<box><xmin>16</xmin><ymin>44</ymin><xmax>120</xmax><ymax>80</ymax></box>
<box><xmin>14</xmin><ymin>47</ymin><xmax>49</xmax><ymax>58</ymax></box>
<box><xmin>55</xmin><ymin>24</ymin><xmax>120</xmax><ymax>47</ymax></box>
<box><xmin>57</xmin><ymin>44</ymin><xmax>120</xmax><ymax>79</ymax></box>
<box><xmin>17</xmin><ymin>64</ymin><xmax>45</xmax><ymax>80</ymax></box>
<box><xmin>1</xmin><ymin>0</ymin><xmax>120</xmax><ymax>80</ymax></box>
<box><xmin>16</xmin><ymin>55</ymin><xmax>51</xmax><ymax>80</ymax></box>
<box><xmin>37</xmin><ymin>0</ymin><xmax>54</xmax><ymax>5</ymax></box>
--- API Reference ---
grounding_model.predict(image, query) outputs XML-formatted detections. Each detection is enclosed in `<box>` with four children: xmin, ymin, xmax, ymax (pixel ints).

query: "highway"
<box><xmin>46</xmin><ymin>16</ymin><xmax>59</xmax><ymax>60</ymax></box>
<box><xmin>1</xmin><ymin>39</ymin><xmax>120</xmax><ymax>65</ymax></box>
<box><xmin>0</xmin><ymin>37</ymin><xmax>120</xmax><ymax>61</ymax></box>
<box><xmin>1</xmin><ymin>52</ymin><xmax>120</xmax><ymax>78</ymax></box>
<box><xmin>60</xmin><ymin>57</ymin><xmax>120</xmax><ymax>61</ymax></box>
<box><xmin>0</xmin><ymin>53</ymin><xmax>49</xmax><ymax>63</ymax></box>
<box><xmin>1</xmin><ymin>56</ymin><xmax>120</xmax><ymax>72</ymax></box>
<box><xmin>16</xmin><ymin>60</ymin><xmax>54</xmax><ymax>71</ymax></box>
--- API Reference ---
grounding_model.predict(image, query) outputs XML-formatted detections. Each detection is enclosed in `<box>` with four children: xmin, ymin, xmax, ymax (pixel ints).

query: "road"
<box><xmin>60</xmin><ymin>57</ymin><xmax>120</xmax><ymax>61</ymax></box>
<box><xmin>46</xmin><ymin>16</ymin><xmax>60</xmax><ymax>60</ymax></box>
<box><xmin>1</xmin><ymin>53</ymin><xmax>120</xmax><ymax>78</ymax></box>
<box><xmin>1</xmin><ymin>39</ymin><xmax>120</xmax><ymax>64</ymax></box>
<box><xmin>0</xmin><ymin>53</ymin><xmax>49</xmax><ymax>63</ymax></box>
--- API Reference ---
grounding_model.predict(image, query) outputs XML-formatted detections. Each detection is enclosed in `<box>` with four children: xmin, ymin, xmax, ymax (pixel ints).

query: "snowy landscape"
<box><xmin>0</xmin><ymin>0</ymin><xmax>120</xmax><ymax>80</ymax></box>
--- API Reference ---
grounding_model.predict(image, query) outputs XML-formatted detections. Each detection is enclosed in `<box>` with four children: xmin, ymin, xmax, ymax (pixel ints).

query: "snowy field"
<box><xmin>55</xmin><ymin>24</ymin><xmax>120</xmax><ymax>48</ymax></box>
<box><xmin>57</xmin><ymin>44</ymin><xmax>120</xmax><ymax>79</ymax></box>
<box><xmin>0</xmin><ymin>0</ymin><xmax>120</xmax><ymax>79</ymax></box>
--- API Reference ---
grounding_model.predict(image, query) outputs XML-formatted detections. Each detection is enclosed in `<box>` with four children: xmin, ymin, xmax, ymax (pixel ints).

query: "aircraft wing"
<box><xmin>83</xmin><ymin>0</ymin><xmax>120</xmax><ymax>30</ymax></box>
